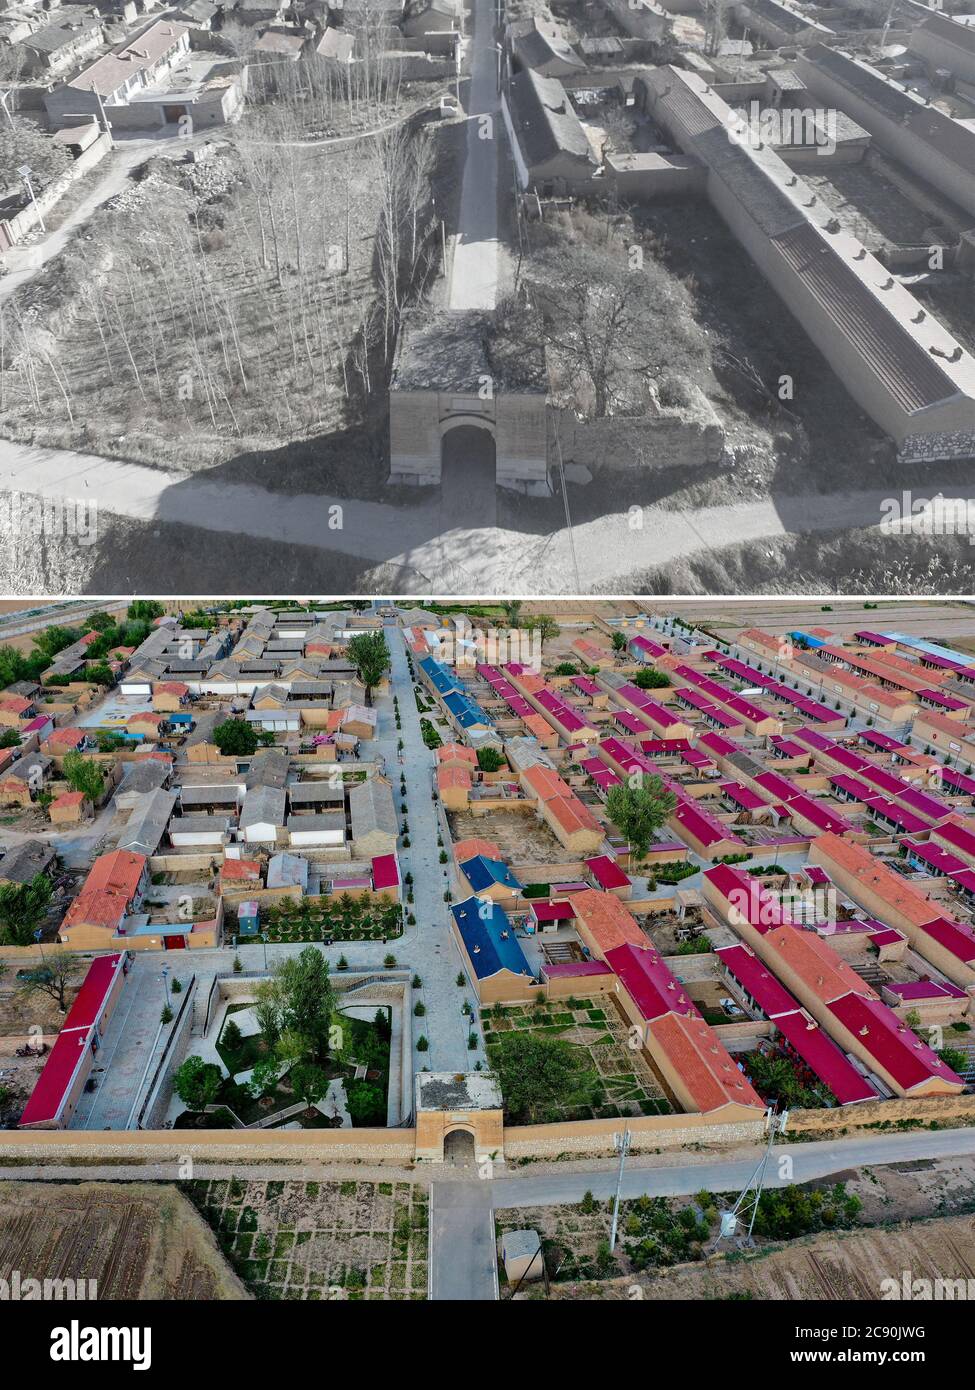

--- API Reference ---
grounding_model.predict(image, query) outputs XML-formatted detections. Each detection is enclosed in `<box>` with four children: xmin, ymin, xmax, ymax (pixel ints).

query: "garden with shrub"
<box><xmin>261</xmin><ymin>892</ymin><xmax>401</xmax><ymax>944</ymax></box>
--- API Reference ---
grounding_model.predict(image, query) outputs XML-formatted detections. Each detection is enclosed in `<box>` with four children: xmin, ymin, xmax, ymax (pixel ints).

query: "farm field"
<box><xmin>0</xmin><ymin>1182</ymin><xmax>248</xmax><ymax>1299</ymax></box>
<box><xmin>184</xmin><ymin>1177</ymin><xmax>428</xmax><ymax>1300</ymax></box>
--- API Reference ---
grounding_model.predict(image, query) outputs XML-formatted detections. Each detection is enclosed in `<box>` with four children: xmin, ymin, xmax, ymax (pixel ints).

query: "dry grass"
<box><xmin>0</xmin><ymin>1182</ymin><xmax>249</xmax><ymax>1299</ymax></box>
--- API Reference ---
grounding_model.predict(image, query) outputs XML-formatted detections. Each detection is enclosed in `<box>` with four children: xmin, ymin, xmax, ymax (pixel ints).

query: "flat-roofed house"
<box><xmin>797</xmin><ymin>44</ymin><xmax>975</xmax><ymax>221</ymax></box>
<box><xmin>636</xmin><ymin>63</ymin><xmax>975</xmax><ymax>461</ymax></box>
<box><xmin>910</xmin><ymin>11</ymin><xmax>975</xmax><ymax>86</ymax></box>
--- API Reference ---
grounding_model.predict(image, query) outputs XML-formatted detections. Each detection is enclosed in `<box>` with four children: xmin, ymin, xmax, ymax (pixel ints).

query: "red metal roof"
<box><xmin>371</xmin><ymin>853</ymin><xmax>400</xmax><ymax>890</ymax></box>
<box><xmin>19</xmin><ymin>954</ymin><xmax>124</xmax><ymax>1127</ymax></box>
<box><xmin>773</xmin><ymin>1009</ymin><xmax>877</xmax><ymax>1105</ymax></box>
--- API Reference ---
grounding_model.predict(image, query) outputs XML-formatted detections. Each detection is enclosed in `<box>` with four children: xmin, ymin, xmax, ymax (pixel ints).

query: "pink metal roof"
<box><xmin>827</xmin><ymin>992</ymin><xmax>962</xmax><ymax>1091</ymax></box>
<box><xmin>605</xmin><ymin>942</ymin><xmax>700</xmax><ymax>1022</ymax></box>
<box><xmin>585</xmin><ymin>854</ymin><xmax>630</xmax><ymax>890</ymax></box>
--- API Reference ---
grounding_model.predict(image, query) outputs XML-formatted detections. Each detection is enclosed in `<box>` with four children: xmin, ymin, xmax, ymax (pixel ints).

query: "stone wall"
<box><xmin>553</xmin><ymin>391</ymin><xmax>725</xmax><ymax>472</ymax></box>
<box><xmin>789</xmin><ymin>1091</ymin><xmax>975</xmax><ymax>1135</ymax></box>
<box><xmin>0</xmin><ymin>1128</ymin><xmax>417</xmax><ymax>1164</ymax></box>
<box><xmin>504</xmin><ymin>1109</ymin><xmax>767</xmax><ymax>1158</ymax></box>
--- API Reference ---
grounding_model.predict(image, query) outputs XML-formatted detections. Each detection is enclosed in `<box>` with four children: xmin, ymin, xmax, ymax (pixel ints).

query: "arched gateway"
<box><xmin>388</xmin><ymin>312</ymin><xmax>550</xmax><ymax>495</ymax></box>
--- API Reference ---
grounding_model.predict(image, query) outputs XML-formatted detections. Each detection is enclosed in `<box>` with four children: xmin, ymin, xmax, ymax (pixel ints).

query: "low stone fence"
<box><xmin>0</xmin><ymin>1128</ymin><xmax>417</xmax><ymax>1165</ymax></box>
<box><xmin>552</xmin><ymin>391</ymin><xmax>725</xmax><ymax>472</ymax></box>
<box><xmin>1</xmin><ymin>130</ymin><xmax>111</xmax><ymax>252</ymax></box>
<box><xmin>788</xmin><ymin>1091</ymin><xmax>975</xmax><ymax>1136</ymax></box>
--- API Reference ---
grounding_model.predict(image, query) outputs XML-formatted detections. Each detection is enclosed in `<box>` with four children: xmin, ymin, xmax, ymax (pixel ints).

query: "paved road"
<box><xmin>6</xmin><ymin>1125</ymin><xmax>975</xmax><ymax>1303</ymax></box>
<box><xmin>386</xmin><ymin>622</ymin><xmax>484</xmax><ymax>1073</ymax></box>
<box><xmin>447</xmin><ymin>0</ymin><xmax>501</xmax><ymax>312</ymax></box>
<box><xmin>5</xmin><ymin>437</ymin><xmax>974</xmax><ymax>592</ymax></box>
<box><xmin>429</xmin><ymin>1181</ymin><xmax>498</xmax><ymax>1300</ymax></box>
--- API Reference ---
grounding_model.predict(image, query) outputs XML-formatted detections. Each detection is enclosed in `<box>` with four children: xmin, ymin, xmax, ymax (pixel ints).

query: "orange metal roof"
<box><xmin>814</xmin><ymin>831</ymin><xmax>958</xmax><ymax>930</ymax></box>
<box><xmin>764</xmin><ymin>921</ymin><xmax>877</xmax><ymax>1005</ymax></box>
<box><xmin>647</xmin><ymin>1012</ymin><xmax>765</xmax><ymax>1114</ymax></box>
<box><xmin>452</xmin><ymin>837</ymin><xmax>501</xmax><ymax>863</ymax></box>
<box><xmin>522</xmin><ymin>764</ymin><xmax>573</xmax><ymax>801</ymax></box>
<box><xmin>85</xmin><ymin>849</ymin><xmax>146</xmax><ymax>899</ymax></box>
<box><xmin>571</xmin><ymin>888</ymin><xmax>647</xmax><ymax>955</ymax></box>
<box><xmin>436</xmin><ymin>742</ymin><xmax>477</xmax><ymax>766</ymax></box>
<box><xmin>545</xmin><ymin>794</ymin><xmax>601</xmax><ymax>836</ymax></box>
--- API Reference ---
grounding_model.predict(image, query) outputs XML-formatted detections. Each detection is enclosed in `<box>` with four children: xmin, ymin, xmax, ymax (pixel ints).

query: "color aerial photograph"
<box><xmin>0</xmin><ymin>595</ymin><xmax>969</xmax><ymax>1360</ymax></box>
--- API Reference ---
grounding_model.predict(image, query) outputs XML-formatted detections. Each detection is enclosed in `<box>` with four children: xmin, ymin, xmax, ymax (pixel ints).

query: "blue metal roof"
<box><xmin>450</xmin><ymin>897</ymin><xmax>534</xmax><ymax>981</ymax></box>
<box><xmin>419</xmin><ymin>657</ymin><xmax>461</xmax><ymax>696</ymax></box>
<box><xmin>460</xmin><ymin>855</ymin><xmax>523</xmax><ymax>893</ymax></box>
<box><xmin>789</xmin><ymin>630</ymin><xmax>827</xmax><ymax>649</ymax></box>
<box><xmin>443</xmin><ymin>689</ymin><xmax>491</xmax><ymax>729</ymax></box>
<box><xmin>882</xmin><ymin>633</ymin><xmax>975</xmax><ymax>668</ymax></box>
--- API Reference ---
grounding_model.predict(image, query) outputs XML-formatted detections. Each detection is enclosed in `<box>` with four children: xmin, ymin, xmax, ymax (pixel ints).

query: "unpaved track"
<box><xmin>3</xmin><ymin>436</ymin><xmax>973</xmax><ymax>592</ymax></box>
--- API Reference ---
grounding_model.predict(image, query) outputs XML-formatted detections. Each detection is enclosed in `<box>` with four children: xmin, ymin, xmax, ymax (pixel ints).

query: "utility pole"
<box><xmin>91</xmin><ymin>83</ymin><xmax>114</xmax><ymax>151</ymax></box>
<box><xmin>608</xmin><ymin>1127</ymin><xmax>631</xmax><ymax>1252</ymax></box>
<box><xmin>712</xmin><ymin>1107</ymin><xmax>789</xmax><ymax>1250</ymax></box>
<box><xmin>17</xmin><ymin>165</ymin><xmax>44</xmax><ymax>233</ymax></box>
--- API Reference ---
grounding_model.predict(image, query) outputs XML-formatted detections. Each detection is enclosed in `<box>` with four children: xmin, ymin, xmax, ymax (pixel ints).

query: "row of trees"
<box><xmin>2</xmin><ymin>46</ymin><xmax>440</xmax><ymax>448</ymax></box>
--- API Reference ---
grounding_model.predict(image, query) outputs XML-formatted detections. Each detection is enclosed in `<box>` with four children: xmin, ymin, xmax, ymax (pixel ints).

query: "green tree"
<box><xmin>213</xmin><ymin>718</ymin><xmax>259</xmax><ymax>757</ymax></box>
<box><xmin>273</xmin><ymin>947</ymin><xmax>336</xmax><ymax>1063</ymax></box>
<box><xmin>605</xmin><ymin>776</ymin><xmax>677</xmax><ymax>859</ymax></box>
<box><xmin>31</xmin><ymin>625</ymin><xmax>80</xmax><ymax>661</ymax></box>
<box><xmin>83</xmin><ymin>663</ymin><xmax>114</xmax><ymax>687</ymax></box>
<box><xmin>127</xmin><ymin>601</ymin><xmax>164</xmax><ymax>624</ymax></box>
<box><xmin>62</xmin><ymin>751</ymin><xmax>104</xmax><ymax>803</ymax></box>
<box><xmin>631</xmin><ymin>668</ymin><xmax>671</xmax><ymax>690</ymax></box>
<box><xmin>492</xmin><ymin>1033</ymin><xmax>595</xmax><ymax>1123</ymax></box>
<box><xmin>526</xmin><ymin>615</ymin><xmax>560</xmax><ymax>651</ymax></box>
<box><xmin>0</xmin><ymin>729</ymin><xmax>19</xmax><ymax>749</ymax></box>
<box><xmin>248</xmin><ymin>1057</ymin><xmax>283</xmax><ymax>1100</ymax></box>
<box><xmin>291</xmin><ymin>1062</ymin><xmax>328</xmax><ymax>1111</ymax></box>
<box><xmin>476</xmin><ymin>747</ymin><xmax>505</xmax><ymax>772</ymax></box>
<box><xmin>0</xmin><ymin>874</ymin><xmax>53</xmax><ymax>947</ymax></box>
<box><xmin>501</xmin><ymin>600</ymin><xmax>523</xmax><ymax>629</ymax></box>
<box><xmin>611</xmin><ymin>632</ymin><xmax>627</xmax><ymax>653</ymax></box>
<box><xmin>15</xmin><ymin>948</ymin><xmax>77</xmax><ymax>1011</ymax></box>
<box><xmin>347</xmin><ymin>632</ymin><xmax>390</xmax><ymax>704</ymax></box>
<box><xmin>172</xmin><ymin>1055</ymin><xmax>223</xmax><ymax>1113</ymax></box>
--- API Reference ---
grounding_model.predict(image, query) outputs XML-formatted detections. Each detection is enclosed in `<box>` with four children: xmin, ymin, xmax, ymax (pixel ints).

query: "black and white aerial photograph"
<box><xmin>0</xmin><ymin>0</ymin><xmax>974</xmax><ymax>593</ymax></box>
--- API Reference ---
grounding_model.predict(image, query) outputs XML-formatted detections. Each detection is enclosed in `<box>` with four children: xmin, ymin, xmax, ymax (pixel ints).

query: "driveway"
<box><xmin>0</xmin><ymin>132</ymin><xmax>201</xmax><ymax>303</ymax></box>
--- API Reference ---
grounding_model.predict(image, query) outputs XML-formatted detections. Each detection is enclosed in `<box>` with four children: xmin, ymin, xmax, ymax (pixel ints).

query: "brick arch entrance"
<box><xmin>443</xmin><ymin>1127</ymin><xmax>478</xmax><ymax>1165</ymax></box>
<box><xmin>440</xmin><ymin>421</ymin><xmax>497</xmax><ymax>529</ymax></box>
